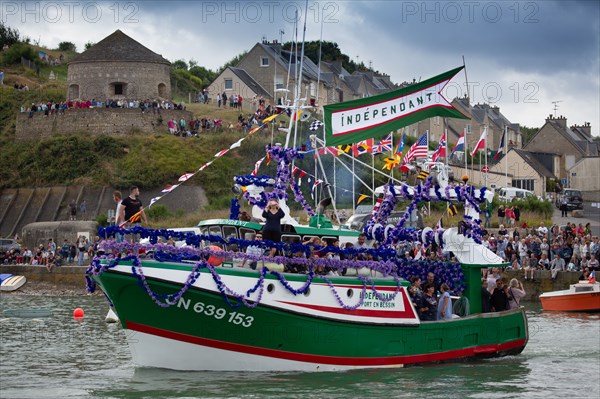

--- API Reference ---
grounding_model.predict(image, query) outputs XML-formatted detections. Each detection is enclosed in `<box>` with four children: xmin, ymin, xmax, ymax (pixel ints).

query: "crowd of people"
<box><xmin>0</xmin><ymin>236</ymin><xmax>102</xmax><ymax>271</ymax></box>
<box><xmin>22</xmin><ymin>98</ymin><xmax>187</xmax><ymax>118</ymax></box>
<box><xmin>480</xmin><ymin>222</ymin><xmax>599</xmax><ymax>277</ymax></box>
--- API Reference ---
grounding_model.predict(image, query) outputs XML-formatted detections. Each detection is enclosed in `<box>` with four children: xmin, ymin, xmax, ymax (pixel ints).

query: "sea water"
<box><xmin>1</xmin><ymin>294</ymin><xmax>599</xmax><ymax>399</ymax></box>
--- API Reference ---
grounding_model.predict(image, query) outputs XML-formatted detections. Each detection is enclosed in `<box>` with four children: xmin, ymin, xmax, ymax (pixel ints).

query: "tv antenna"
<box><xmin>552</xmin><ymin>100</ymin><xmax>563</xmax><ymax>117</ymax></box>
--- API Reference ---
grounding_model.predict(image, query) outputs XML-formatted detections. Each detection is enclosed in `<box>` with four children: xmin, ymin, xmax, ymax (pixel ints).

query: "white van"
<box><xmin>497</xmin><ymin>187</ymin><xmax>535</xmax><ymax>202</ymax></box>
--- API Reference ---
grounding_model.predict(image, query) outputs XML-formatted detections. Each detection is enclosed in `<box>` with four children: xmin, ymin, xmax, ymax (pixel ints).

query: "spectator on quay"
<box><xmin>22</xmin><ymin>247</ymin><xmax>32</xmax><ymax>264</ymax></box>
<box><xmin>567</xmin><ymin>253</ymin><xmax>581</xmax><ymax>271</ymax></box>
<box><xmin>60</xmin><ymin>239</ymin><xmax>69</xmax><ymax>260</ymax></box>
<box><xmin>68</xmin><ymin>241</ymin><xmax>76</xmax><ymax>263</ymax></box>
<box><xmin>216</xmin><ymin>93</ymin><xmax>221</xmax><ymax>107</ymax></box>
<box><xmin>513</xmin><ymin>205</ymin><xmax>521</xmax><ymax>225</ymax></box>
<box><xmin>524</xmin><ymin>253</ymin><xmax>537</xmax><ymax>280</ymax></box>
<box><xmin>80</xmin><ymin>200</ymin><xmax>87</xmax><ymax>220</ymax></box>
<box><xmin>222</xmin><ymin>92</ymin><xmax>227</xmax><ymax>108</ymax></box>
<box><xmin>69</xmin><ymin>199</ymin><xmax>77</xmax><ymax>220</ymax></box>
<box><xmin>77</xmin><ymin>236</ymin><xmax>87</xmax><ymax>266</ymax></box>
<box><xmin>550</xmin><ymin>253</ymin><xmax>566</xmax><ymax>280</ymax></box>
<box><xmin>587</xmin><ymin>254</ymin><xmax>599</xmax><ymax>271</ymax></box>
<box><xmin>560</xmin><ymin>195</ymin><xmax>569</xmax><ymax>217</ymax></box>
<box><xmin>505</xmin><ymin>206</ymin><xmax>515</xmax><ymax>226</ymax></box>
<box><xmin>509</xmin><ymin>253</ymin><xmax>521</xmax><ymax>270</ymax></box>
<box><xmin>518</xmin><ymin>239</ymin><xmax>528</xmax><ymax>265</ymax></box>
<box><xmin>538</xmin><ymin>253</ymin><xmax>550</xmax><ymax>270</ymax></box>
<box><xmin>497</xmin><ymin>205</ymin><xmax>505</xmax><ymax>226</ymax></box>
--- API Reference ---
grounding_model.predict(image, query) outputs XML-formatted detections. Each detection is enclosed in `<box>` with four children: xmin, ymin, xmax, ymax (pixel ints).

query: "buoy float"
<box><xmin>207</xmin><ymin>245</ymin><xmax>224</xmax><ymax>266</ymax></box>
<box><xmin>73</xmin><ymin>308</ymin><xmax>84</xmax><ymax>318</ymax></box>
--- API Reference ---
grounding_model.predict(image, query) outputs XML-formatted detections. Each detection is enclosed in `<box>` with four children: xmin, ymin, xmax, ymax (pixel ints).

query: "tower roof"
<box><xmin>69</xmin><ymin>30</ymin><xmax>170</xmax><ymax>65</ymax></box>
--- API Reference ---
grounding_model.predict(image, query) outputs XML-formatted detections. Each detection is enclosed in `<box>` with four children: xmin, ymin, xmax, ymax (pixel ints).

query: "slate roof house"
<box><xmin>67</xmin><ymin>30</ymin><xmax>172</xmax><ymax>101</ymax></box>
<box><xmin>523</xmin><ymin>115</ymin><xmax>599</xmax><ymax>193</ymax></box>
<box><xmin>207</xmin><ymin>40</ymin><xmax>396</xmax><ymax>109</ymax></box>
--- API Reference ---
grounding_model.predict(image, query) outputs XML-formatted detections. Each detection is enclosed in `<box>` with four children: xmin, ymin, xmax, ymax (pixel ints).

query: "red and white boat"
<box><xmin>539</xmin><ymin>277</ymin><xmax>600</xmax><ymax>312</ymax></box>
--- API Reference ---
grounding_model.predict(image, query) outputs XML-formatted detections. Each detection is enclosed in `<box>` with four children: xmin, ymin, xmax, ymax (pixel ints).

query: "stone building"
<box><xmin>67</xmin><ymin>30</ymin><xmax>171</xmax><ymax>101</ymax></box>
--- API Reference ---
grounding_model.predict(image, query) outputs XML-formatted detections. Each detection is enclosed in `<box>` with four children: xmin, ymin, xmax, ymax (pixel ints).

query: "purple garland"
<box><xmin>290</xmin><ymin>182</ymin><xmax>315</xmax><ymax>216</ymax></box>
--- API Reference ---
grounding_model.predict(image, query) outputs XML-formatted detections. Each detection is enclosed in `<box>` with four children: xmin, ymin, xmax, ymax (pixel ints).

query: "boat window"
<box><xmin>223</xmin><ymin>226</ymin><xmax>237</xmax><ymax>239</ymax></box>
<box><xmin>321</xmin><ymin>236</ymin><xmax>337</xmax><ymax>246</ymax></box>
<box><xmin>208</xmin><ymin>226</ymin><xmax>222</xmax><ymax>237</ymax></box>
<box><xmin>201</xmin><ymin>228</ymin><xmax>208</xmax><ymax>236</ymax></box>
<box><xmin>282</xmin><ymin>235</ymin><xmax>301</xmax><ymax>244</ymax></box>
<box><xmin>574</xmin><ymin>286</ymin><xmax>593</xmax><ymax>292</ymax></box>
<box><xmin>240</xmin><ymin>228</ymin><xmax>256</xmax><ymax>240</ymax></box>
<box><xmin>302</xmin><ymin>235</ymin><xmax>318</xmax><ymax>243</ymax></box>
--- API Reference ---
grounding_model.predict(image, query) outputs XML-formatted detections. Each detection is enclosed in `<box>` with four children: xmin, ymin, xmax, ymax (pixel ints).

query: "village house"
<box><xmin>207</xmin><ymin>40</ymin><xmax>396</xmax><ymax>109</ymax></box>
<box><xmin>523</xmin><ymin>115</ymin><xmax>600</xmax><ymax>195</ymax></box>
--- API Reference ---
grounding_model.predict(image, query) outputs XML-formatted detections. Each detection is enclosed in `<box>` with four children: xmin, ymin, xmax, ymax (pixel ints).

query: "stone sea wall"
<box><xmin>15</xmin><ymin>108</ymin><xmax>193</xmax><ymax>139</ymax></box>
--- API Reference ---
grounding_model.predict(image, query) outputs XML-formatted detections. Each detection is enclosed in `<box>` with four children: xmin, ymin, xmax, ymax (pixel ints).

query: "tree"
<box><xmin>520</xmin><ymin>126</ymin><xmax>539</xmax><ymax>145</ymax></box>
<box><xmin>57</xmin><ymin>41</ymin><xmax>76</xmax><ymax>52</ymax></box>
<box><xmin>189</xmin><ymin>66</ymin><xmax>216</xmax><ymax>85</ymax></box>
<box><xmin>171</xmin><ymin>59</ymin><xmax>188</xmax><ymax>70</ymax></box>
<box><xmin>84</xmin><ymin>41</ymin><xmax>95</xmax><ymax>50</ymax></box>
<box><xmin>0</xmin><ymin>21</ymin><xmax>20</xmax><ymax>49</ymax></box>
<box><xmin>216</xmin><ymin>51</ymin><xmax>247</xmax><ymax>74</ymax></box>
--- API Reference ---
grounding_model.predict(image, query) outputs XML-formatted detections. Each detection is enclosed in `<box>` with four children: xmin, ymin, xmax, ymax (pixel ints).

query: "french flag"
<box><xmin>450</xmin><ymin>130</ymin><xmax>465</xmax><ymax>158</ymax></box>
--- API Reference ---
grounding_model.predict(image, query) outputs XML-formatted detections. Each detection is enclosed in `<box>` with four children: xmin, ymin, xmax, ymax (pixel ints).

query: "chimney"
<box><xmin>546</xmin><ymin>114</ymin><xmax>567</xmax><ymax>129</ymax></box>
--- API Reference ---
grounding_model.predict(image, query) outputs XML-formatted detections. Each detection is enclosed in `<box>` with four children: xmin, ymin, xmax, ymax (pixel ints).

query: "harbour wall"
<box><xmin>15</xmin><ymin>108</ymin><xmax>193</xmax><ymax>139</ymax></box>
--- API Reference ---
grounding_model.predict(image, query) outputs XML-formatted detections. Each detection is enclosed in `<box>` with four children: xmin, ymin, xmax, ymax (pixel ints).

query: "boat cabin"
<box><xmin>196</xmin><ymin>219</ymin><xmax>360</xmax><ymax>248</ymax></box>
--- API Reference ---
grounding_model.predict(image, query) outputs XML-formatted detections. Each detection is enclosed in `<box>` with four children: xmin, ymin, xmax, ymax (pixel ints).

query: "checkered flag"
<box><xmin>309</xmin><ymin>120</ymin><xmax>324</xmax><ymax>131</ymax></box>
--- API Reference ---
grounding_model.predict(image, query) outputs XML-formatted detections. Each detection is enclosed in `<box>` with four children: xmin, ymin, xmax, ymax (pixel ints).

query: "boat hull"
<box><xmin>93</xmin><ymin>262</ymin><xmax>528</xmax><ymax>371</ymax></box>
<box><xmin>540</xmin><ymin>291</ymin><xmax>600</xmax><ymax>312</ymax></box>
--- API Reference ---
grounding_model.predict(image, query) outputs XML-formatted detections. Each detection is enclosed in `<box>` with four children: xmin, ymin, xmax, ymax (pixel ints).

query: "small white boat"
<box><xmin>0</xmin><ymin>275</ymin><xmax>27</xmax><ymax>292</ymax></box>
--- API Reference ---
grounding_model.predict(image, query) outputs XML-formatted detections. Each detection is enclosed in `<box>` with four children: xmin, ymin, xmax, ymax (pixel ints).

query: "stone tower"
<box><xmin>67</xmin><ymin>30</ymin><xmax>171</xmax><ymax>101</ymax></box>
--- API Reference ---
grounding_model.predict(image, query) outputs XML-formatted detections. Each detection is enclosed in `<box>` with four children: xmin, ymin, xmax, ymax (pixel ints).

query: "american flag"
<box><xmin>309</xmin><ymin>120</ymin><xmax>324</xmax><ymax>131</ymax></box>
<box><xmin>403</xmin><ymin>132</ymin><xmax>429</xmax><ymax>164</ymax></box>
<box><xmin>373</xmin><ymin>133</ymin><xmax>393</xmax><ymax>154</ymax></box>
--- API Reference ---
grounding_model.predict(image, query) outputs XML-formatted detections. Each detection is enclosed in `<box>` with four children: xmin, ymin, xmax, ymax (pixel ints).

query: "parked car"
<box><xmin>0</xmin><ymin>238</ymin><xmax>21</xmax><ymax>252</ymax></box>
<box><xmin>557</xmin><ymin>189</ymin><xmax>584</xmax><ymax>210</ymax></box>
<box><xmin>497</xmin><ymin>187</ymin><xmax>536</xmax><ymax>202</ymax></box>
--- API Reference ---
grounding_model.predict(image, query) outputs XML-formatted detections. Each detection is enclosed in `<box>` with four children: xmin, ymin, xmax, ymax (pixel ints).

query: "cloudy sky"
<box><xmin>4</xmin><ymin>0</ymin><xmax>599</xmax><ymax>133</ymax></box>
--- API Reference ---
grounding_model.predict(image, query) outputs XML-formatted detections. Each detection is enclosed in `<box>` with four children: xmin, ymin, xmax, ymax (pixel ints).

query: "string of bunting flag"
<box><xmin>122</xmin><ymin>112</ymin><xmax>282</xmax><ymax>225</ymax></box>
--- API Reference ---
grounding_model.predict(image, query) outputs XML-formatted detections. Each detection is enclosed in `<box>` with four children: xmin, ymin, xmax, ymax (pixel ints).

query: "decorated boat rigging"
<box><xmin>87</xmin><ymin>60</ymin><xmax>528</xmax><ymax>371</ymax></box>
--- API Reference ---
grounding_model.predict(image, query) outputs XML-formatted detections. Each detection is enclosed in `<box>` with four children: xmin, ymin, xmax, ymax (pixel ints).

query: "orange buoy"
<box><xmin>73</xmin><ymin>308</ymin><xmax>84</xmax><ymax>318</ymax></box>
<box><xmin>207</xmin><ymin>245</ymin><xmax>224</xmax><ymax>266</ymax></box>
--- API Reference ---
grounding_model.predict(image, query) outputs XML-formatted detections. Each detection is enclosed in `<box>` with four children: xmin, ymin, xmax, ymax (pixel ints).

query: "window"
<box><xmin>240</xmin><ymin>228</ymin><xmax>257</xmax><ymax>240</ymax></box>
<box><xmin>309</xmin><ymin>82</ymin><xmax>315</xmax><ymax>97</ymax></box>
<box><xmin>511</xmin><ymin>179</ymin><xmax>535</xmax><ymax>192</ymax></box>
<box><xmin>114</xmin><ymin>83</ymin><xmax>123</xmax><ymax>95</ymax></box>
<box><xmin>224</xmin><ymin>79</ymin><xmax>233</xmax><ymax>90</ymax></box>
<box><xmin>275</xmin><ymin>75</ymin><xmax>284</xmax><ymax>90</ymax></box>
<box><xmin>260</xmin><ymin>57</ymin><xmax>269</xmax><ymax>67</ymax></box>
<box><xmin>223</xmin><ymin>226</ymin><xmax>238</xmax><ymax>239</ymax></box>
